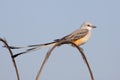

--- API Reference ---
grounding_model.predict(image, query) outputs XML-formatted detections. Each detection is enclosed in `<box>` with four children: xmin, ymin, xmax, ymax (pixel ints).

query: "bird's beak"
<box><xmin>91</xmin><ymin>25</ymin><xmax>96</xmax><ymax>28</ymax></box>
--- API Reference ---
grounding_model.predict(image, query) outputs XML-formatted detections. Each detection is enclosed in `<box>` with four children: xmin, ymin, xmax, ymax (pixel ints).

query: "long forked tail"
<box><xmin>6</xmin><ymin>42</ymin><xmax>56</xmax><ymax>58</ymax></box>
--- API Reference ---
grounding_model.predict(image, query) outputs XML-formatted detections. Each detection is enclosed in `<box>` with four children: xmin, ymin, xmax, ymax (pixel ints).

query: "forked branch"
<box><xmin>36</xmin><ymin>40</ymin><xmax>94</xmax><ymax>80</ymax></box>
<box><xmin>0</xmin><ymin>38</ymin><xmax>20</xmax><ymax>80</ymax></box>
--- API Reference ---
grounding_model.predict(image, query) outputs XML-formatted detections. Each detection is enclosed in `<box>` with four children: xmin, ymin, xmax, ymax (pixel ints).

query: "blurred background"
<box><xmin>0</xmin><ymin>0</ymin><xmax>120</xmax><ymax>80</ymax></box>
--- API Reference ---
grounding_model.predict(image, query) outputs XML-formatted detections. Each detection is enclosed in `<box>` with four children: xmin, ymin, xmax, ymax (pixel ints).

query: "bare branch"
<box><xmin>36</xmin><ymin>40</ymin><xmax>94</xmax><ymax>80</ymax></box>
<box><xmin>0</xmin><ymin>38</ymin><xmax>20</xmax><ymax>80</ymax></box>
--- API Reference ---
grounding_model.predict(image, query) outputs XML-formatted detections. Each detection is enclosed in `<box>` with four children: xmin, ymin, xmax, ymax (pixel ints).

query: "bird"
<box><xmin>6</xmin><ymin>22</ymin><xmax>96</xmax><ymax>58</ymax></box>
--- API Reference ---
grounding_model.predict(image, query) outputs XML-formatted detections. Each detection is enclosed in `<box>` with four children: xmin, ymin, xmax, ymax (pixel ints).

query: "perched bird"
<box><xmin>6</xmin><ymin>22</ymin><xmax>96</xmax><ymax>57</ymax></box>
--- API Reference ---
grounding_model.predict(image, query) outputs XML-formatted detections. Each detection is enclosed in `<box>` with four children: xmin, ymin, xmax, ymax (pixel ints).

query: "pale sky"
<box><xmin>0</xmin><ymin>0</ymin><xmax>120</xmax><ymax>80</ymax></box>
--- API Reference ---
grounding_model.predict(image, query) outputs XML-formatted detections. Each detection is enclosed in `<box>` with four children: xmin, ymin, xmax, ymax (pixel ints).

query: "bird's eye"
<box><xmin>87</xmin><ymin>24</ymin><xmax>90</xmax><ymax>26</ymax></box>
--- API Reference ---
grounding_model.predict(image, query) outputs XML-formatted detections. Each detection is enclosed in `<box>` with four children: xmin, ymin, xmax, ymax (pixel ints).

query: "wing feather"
<box><xmin>54</xmin><ymin>29</ymin><xmax>89</xmax><ymax>42</ymax></box>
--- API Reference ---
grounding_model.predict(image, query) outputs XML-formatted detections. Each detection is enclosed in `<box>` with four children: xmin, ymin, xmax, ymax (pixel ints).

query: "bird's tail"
<box><xmin>4</xmin><ymin>42</ymin><xmax>56</xmax><ymax>58</ymax></box>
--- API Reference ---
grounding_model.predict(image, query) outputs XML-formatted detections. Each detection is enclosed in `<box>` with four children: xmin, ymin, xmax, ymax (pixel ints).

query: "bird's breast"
<box><xmin>74</xmin><ymin>31</ymin><xmax>91</xmax><ymax>46</ymax></box>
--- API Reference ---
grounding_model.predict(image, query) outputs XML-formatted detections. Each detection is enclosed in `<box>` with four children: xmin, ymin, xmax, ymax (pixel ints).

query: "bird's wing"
<box><xmin>55</xmin><ymin>29</ymin><xmax>89</xmax><ymax>42</ymax></box>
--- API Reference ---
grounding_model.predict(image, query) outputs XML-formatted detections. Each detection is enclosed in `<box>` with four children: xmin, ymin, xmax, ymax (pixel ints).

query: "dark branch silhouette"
<box><xmin>0</xmin><ymin>38</ymin><xmax>20</xmax><ymax>80</ymax></box>
<box><xmin>36</xmin><ymin>40</ymin><xmax>94</xmax><ymax>80</ymax></box>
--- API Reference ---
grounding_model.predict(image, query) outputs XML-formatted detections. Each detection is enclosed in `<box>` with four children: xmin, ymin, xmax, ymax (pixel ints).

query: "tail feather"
<box><xmin>12</xmin><ymin>42</ymin><xmax>56</xmax><ymax>58</ymax></box>
<box><xmin>3</xmin><ymin>42</ymin><xmax>56</xmax><ymax>49</ymax></box>
<box><xmin>13</xmin><ymin>47</ymin><xmax>41</xmax><ymax>58</ymax></box>
<box><xmin>3</xmin><ymin>45</ymin><xmax>24</xmax><ymax>49</ymax></box>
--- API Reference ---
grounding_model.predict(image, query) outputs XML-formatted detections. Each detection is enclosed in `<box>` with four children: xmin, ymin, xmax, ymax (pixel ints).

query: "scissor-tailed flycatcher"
<box><xmin>7</xmin><ymin>22</ymin><xmax>96</xmax><ymax>57</ymax></box>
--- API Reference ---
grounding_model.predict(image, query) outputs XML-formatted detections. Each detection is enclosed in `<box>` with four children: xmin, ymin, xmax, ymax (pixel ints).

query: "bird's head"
<box><xmin>81</xmin><ymin>22</ymin><xmax>96</xmax><ymax>30</ymax></box>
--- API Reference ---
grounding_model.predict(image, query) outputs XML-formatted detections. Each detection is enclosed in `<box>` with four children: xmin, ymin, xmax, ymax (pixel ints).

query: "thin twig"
<box><xmin>35</xmin><ymin>42</ymin><xmax>55</xmax><ymax>80</ymax></box>
<box><xmin>77</xmin><ymin>47</ymin><xmax>94</xmax><ymax>80</ymax></box>
<box><xmin>0</xmin><ymin>38</ymin><xmax>20</xmax><ymax>80</ymax></box>
<box><xmin>36</xmin><ymin>40</ymin><xmax>94</xmax><ymax>80</ymax></box>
